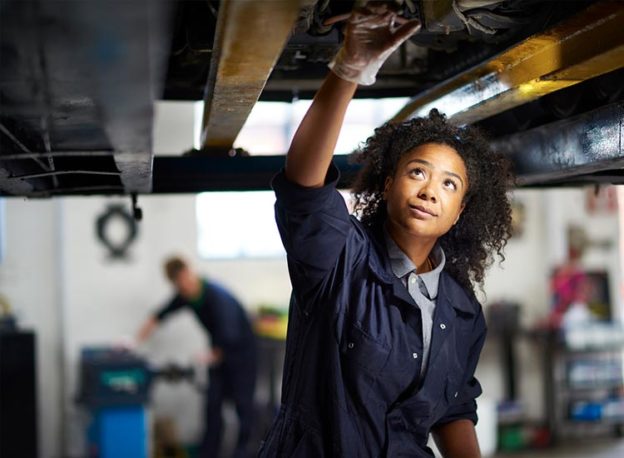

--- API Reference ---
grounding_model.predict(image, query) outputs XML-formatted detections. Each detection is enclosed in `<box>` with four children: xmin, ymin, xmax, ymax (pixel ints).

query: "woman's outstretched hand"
<box><xmin>328</xmin><ymin>2</ymin><xmax>421</xmax><ymax>86</ymax></box>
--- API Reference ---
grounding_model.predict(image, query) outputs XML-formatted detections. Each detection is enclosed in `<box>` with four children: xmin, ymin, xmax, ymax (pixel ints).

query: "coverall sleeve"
<box><xmin>434</xmin><ymin>309</ymin><xmax>487</xmax><ymax>426</ymax></box>
<box><xmin>272</xmin><ymin>163</ymin><xmax>366</xmax><ymax>310</ymax></box>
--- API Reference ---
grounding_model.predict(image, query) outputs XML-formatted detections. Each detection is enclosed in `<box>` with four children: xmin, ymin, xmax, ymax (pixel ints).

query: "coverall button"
<box><xmin>440</xmin><ymin>323</ymin><xmax>446</xmax><ymax>330</ymax></box>
<box><xmin>347</xmin><ymin>342</ymin><xmax>354</xmax><ymax>349</ymax></box>
<box><xmin>412</xmin><ymin>353</ymin><xmax>418</xmax><ymax>359</ymax></box>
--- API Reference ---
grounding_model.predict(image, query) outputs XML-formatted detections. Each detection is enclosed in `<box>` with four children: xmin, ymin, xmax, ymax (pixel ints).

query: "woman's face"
<box><xmin>383</xmin><ymin>142</ymin><xmax>468</xmax><ymax>241</ymax></box>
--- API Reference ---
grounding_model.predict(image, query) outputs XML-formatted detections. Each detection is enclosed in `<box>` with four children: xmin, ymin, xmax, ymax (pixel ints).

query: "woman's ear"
<box><xmin>383</xmin><ymin>176</ymin><xmax>393</xmax><ymax>200</ymax></box>
<box><xmin>454</xmin><ymin>203</ymin><xmax>466</xmax><ymax>225</ymax></box>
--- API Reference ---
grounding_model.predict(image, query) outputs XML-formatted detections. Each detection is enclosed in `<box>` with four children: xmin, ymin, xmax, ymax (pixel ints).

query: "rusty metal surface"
<box><xmin>200</xmin><ymin>0</ymin><xmax>313</xmax><ymax>151</ymax></box>
<box><xmin>393</xmin><ymin>1</ymin><xmax>624</xmax><ymax>125</ymax></box>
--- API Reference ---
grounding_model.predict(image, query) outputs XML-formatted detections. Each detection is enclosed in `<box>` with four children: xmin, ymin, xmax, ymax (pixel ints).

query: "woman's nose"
<box><xmin>418</xmin><ymin>183</ymin><xmax>437</xmax><ymax>202</ymax></box>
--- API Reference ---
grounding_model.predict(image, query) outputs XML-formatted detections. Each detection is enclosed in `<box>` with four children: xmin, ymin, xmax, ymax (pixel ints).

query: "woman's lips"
<box><xmin>409</xmin><ymin>204</ymin><xmax>436</xmax><ymax>219</ymax></box>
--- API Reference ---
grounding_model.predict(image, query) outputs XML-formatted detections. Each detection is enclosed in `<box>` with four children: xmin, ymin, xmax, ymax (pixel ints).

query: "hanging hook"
<box><xmin>131</xmin><ymin>192</ymin><xmax>143</xmax><ymax>221</ymax></box>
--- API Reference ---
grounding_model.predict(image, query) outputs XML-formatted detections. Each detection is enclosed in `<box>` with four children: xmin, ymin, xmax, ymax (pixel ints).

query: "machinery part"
<box><xmin>542</xmin><ymin>86</ymin><xmax>583</xmax><ymax>119</ymax></box>
<box><xmin>0</xmin><ymin>0</ymin><xmax>173</xmax><ymax>196</ymax></box>
<box><xmin>153</xmin><ymin>363</ymin><xmax>195</xmax><ymax>383</ymax></box>
<box><xmin>0</xmin><ymin>154</ymin><xmax>359</xmax><ymax>195</ymax></box>
<box><xmin>295</xmin><ymin>0</ymin><xmax>332</xmax><ymax>35</ymax></box>
<box><xmin>131</xmin><ymin>193</ymin><xmax>143</xmax><ymax>222</ymax></box>
<box><xmin>392</xmin><ymin>1</ymin><xmax>624</xmax><ymax>125</ymax></box>
<box><xmin>162</xmin><ymin>1</ymin><xmax>219</xmax><ymax>100</ymax></box>
<box><xmin>78</xmin><ymin>347</ymin><xmax>196</xmax><ymax>407</ymax></box>
<box><xmin>200</xmin><ymin>0</ymin><xmax>315</xmax><ymax>152</ymax></box>
<box><xmin>476</xmin><ymin>67</ymin><xmax>624</xmax><ymax>137</ymax></box>
<box><xmin>0</xmin><ymin>154</ymin><xmax>359</xmax><ymax>197</ymax></box>
<box><xmin>412</xmin><ymin>0</ymin><xmax>560</xmax><ymax>51</ymax></box>
<box><xmin>152</xmin><ymin>154</ymin><xmax>359</xmax><ymax>193</ymax></box>
<box><xmin>495</xmin><ymin>101</ymin><xmax>624</xmax><ymax>187</ymax></box>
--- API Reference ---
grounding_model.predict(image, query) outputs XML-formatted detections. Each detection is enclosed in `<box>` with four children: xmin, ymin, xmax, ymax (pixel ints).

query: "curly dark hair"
<box><xmin>350</xmin><ymin>109</ymin><xmax>513</xmax><ymax>293</ymax></box>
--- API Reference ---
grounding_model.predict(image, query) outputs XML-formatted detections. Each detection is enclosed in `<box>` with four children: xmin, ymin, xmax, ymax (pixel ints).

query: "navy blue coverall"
<box><xmin>156</xmin><ymin>279</ymin><xmax>257</xmax><ymax>458</ymax></box>
<box><xmin>259</xmin><ymin>165</ymin><xmax>487</xmax><ymax>457</ymax></box>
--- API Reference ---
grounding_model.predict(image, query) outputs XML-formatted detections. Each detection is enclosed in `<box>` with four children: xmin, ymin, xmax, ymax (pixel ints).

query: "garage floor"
<box><xmin>494</xmin><ymin>438</ymin><xmax>624</xmax><ymax>457</ymax></box>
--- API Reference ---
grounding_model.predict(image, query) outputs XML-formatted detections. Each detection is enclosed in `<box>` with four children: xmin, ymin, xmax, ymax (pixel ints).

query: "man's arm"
<box><xmin>136</xmin><ymin>316</ymin><xmax>158</xmax><ymax>344</ymax></box>
<box><xmin>136</xmin><ymin>295</ymin><xmax>185</xmax><ymax>343</ymax></box>
<box><xmin>432</xmin><ymin>419</ymin><xmax>481</xmax><ymax>458</ymax></box>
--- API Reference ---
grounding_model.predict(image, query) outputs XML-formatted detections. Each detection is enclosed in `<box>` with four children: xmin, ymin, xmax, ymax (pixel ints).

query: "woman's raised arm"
<box><xmin>284</xmin><ymin>73</ymin><xmax>357</xmax><ymax>187</ymax></box>
<box><xmin>284</xmin><ymin>3</ymin><xmax>420</xmax><ymax>188</ymax></box>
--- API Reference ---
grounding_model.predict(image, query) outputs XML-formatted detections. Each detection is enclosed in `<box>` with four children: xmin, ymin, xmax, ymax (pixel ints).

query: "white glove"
<box><xmin>328</xmin><ymin>2</ymin><xmax>421</xmax><ymax>86</ymax></box>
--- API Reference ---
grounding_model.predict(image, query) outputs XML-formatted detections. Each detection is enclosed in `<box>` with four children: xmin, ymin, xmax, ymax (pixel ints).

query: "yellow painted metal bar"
<box><xmin>200</xmin><ymin>0</ymin><xmax>311</xmax><ymax>151</ymax></box>
<box><xmin>392</xmin><ymin>1</ymin><xmax>624</xmax><ymax>125</ymax></box>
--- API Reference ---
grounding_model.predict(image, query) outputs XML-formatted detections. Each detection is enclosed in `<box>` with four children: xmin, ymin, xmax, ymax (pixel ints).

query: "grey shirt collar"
<box><xmin>384</xmin><ymin>227</ymin><xmax>446</xmax><ymax>299</ymax></box>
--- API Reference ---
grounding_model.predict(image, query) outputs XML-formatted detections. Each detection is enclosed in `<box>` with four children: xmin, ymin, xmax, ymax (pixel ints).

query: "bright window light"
<box><xmin>197</xmin><ymin>191</ymin><xmax>285</xmax><ymax>259</ymax></box>
<box><xmin>193</xmin><ymin>98</ymin><xmax>410</xmax><ymax>155</ymax></box>
<box><xmin>197</xmin><ymin>190</ymin><xmax>354</xmax><ymax>259</ymax></box>
<box><xmin>234</xmin><ymin>98</ymin><xmax>409</xmax><ymax>155</ymax></box>
<box><xmin>193</xmin><ymin>101</ymin><xmax>204</xmax><ymax>150</ymax></box>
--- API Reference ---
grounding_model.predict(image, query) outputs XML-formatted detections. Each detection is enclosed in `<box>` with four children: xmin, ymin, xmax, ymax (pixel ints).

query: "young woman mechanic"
<box><xmin>260</xmin><ymin>3</ymin><xmax>513</xmax><ymax>457</ymax></box>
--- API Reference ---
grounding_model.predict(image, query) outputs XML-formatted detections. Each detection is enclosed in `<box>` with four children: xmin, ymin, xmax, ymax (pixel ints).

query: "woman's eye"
<box><xmin>444</xmin><ymin>179</ymin><xmax>457</xmax><ymax>191</ymax></box>
<box><xmin>409</xmin><ymin>168</ymin><xmax>425</xmax><ymax>178</ymax></box>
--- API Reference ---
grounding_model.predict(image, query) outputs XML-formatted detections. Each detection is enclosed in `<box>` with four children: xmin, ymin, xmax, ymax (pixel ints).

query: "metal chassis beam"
<box><xmin>151</xmin><ymin>154</ymin><xmax>358</xmax><ymax>193</ymax></box>
<box><xmin>495</xmin><ymin>101</ymin><xmax>624</xmax><ymax>186</ymax></box>
<box><xmin>200</xmin><ymin>0</ymin><xmax>312</xmax><ymax>151</ymax></box>
<box><xmin>392</xmin><ymin>1</ymin><xmax>624</xmax><ymax>125</ymax></box>
<box><xmin>5</xmin><ymin>104</ymin><xmax>623</xmax><ymax>196</ymax></box>
<box><xmin>0</xmin><ymin>154</ymin><xmax>358</xmax><ymax>196</ymax></box>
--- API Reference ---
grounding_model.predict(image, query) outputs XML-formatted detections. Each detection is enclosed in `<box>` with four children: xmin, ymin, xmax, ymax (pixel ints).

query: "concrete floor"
<box><xmin>494</xmin><ymin>438</ymin><xmax>624</xmax><ymax>457</ymax></box>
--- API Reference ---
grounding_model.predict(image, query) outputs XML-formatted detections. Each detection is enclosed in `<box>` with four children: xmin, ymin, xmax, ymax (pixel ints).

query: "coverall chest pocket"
<box><xmin>341</xmin><ymin>324</ymin><xmax>390</xmax><ymax>375</ymax></box>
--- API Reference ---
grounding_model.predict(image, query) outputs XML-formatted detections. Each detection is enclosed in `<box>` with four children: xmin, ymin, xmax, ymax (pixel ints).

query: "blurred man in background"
<box><xmin>137</xmin><ymin>256</ymin><xmax>257</xmax><ymax>458</ymax></box>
